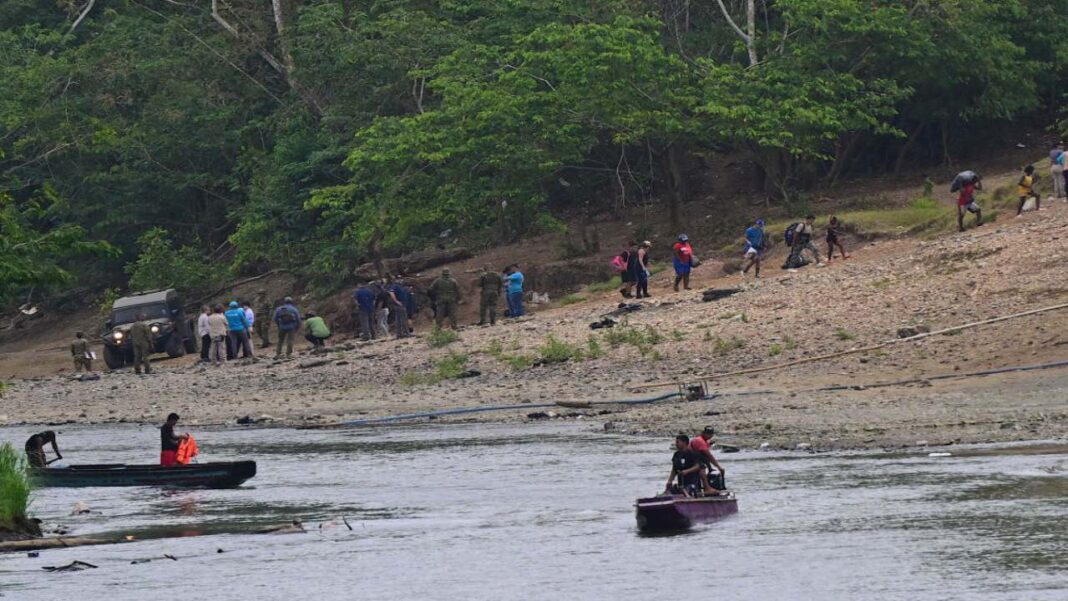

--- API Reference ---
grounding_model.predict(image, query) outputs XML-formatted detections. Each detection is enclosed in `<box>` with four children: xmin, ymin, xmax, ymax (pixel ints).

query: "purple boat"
<box><xmin>635</xmin><ymin>493</ymin><xmax>738</xmax><ymax>532</ymax></box>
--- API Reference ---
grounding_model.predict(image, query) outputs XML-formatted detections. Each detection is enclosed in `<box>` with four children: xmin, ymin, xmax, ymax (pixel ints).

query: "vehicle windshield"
<box><xmin>112</xmin><ymin>303</ymin><xmax>170</xmax><ymax>326</ymax></box>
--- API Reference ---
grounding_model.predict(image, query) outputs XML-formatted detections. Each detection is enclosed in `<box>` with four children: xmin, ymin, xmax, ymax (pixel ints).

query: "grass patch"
<box><xmin>0</xmin><ymin>443</ymin><xmax>32</xmax><ymax>530</ymax></box>
<box><xmin>585</xmin><ymin>336</ymin><xmax>605</xmax><ymax>359</ymax></box>
<box><xmin>835</xmin><ymin>328</ymin><xmax>856</xmax><ymax>341</ymax></box>
<box><xmin>768</xmin><ymin>343</ymin><xmax>784</xmax><ymax>357</ymax></box>
<box><xmin>586</xmin><ymin>275</ymin><xmax>623</xmax><ymax>294</ymax></box>
<box><xmin>784</xmin><ymin>335</ymin><xmax>797</xmax><ymax>350</ymax></box>
<box><xmin>539</xmin><ymin>335</ymin><xmax>585</xmax><ymax>364</ymax></box>
<box><xmin>670</xmin><ymin>329</ymin><xmax>687</xmax><ymax>341</ymax></box>
<box><xmin>427</xmin><ymin>326</ymin><xmax>460</xmax><ymax>348</ymax></box>
<box><xmin>559</xmin><ymin>293</ymin><xmax>587</xmax><ymax>306</ymax></box>
<box><xmin>400</xmin><ymin>352</ymin><xmax>469</xmax><ymax>385</ymax></box>
<box><xmin>0</xmin><ymin>381</ymin><xmax>8</xmax><ymax>397</ymax></box>
<box><xmin>602</xmin><ymin>324</ymin><xmax>664</xmax><ymax>357</ymax></box>
<box><xmin>712</xmin><ymin>336</ymin><xmax>746</xmax><ymax>356</ymax></box>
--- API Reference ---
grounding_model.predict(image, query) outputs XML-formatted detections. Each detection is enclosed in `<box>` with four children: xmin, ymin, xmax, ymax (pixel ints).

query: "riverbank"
<box><xmin>2</xmin><ymin>171</ymin><xmax>1068</xmax><ymax>450</ymax></box>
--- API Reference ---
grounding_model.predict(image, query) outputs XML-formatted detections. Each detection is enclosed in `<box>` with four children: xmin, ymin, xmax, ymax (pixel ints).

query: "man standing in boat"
<box><xmin>160</xmin><ymin>413</ymin><xmax>190</xmax><ymax>467</ymax></box>
<box><xmin>691</xmin><ymin>426</ymin><xmax>726</xmax><ymax>491</ymax></box>
<box><xmin>25</xmin><ymin>430</ymin><xmax>62</xmax><ymax>468</ymax></box>
<box><xmin>664</xmin><ymin>434</ymin><xmax>704</xmax><ymax>495</ymax></box>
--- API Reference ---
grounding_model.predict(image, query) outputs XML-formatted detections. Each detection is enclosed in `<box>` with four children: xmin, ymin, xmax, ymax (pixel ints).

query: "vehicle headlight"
<box><xmin>150</xmin><ymin>325</ymin><xmax>160</xmax><ymax>334</ymax></box>
<box><xmin>113</xmin><ymin>331</ymin><xmax>124</xmax><ymax>341</ymax></box>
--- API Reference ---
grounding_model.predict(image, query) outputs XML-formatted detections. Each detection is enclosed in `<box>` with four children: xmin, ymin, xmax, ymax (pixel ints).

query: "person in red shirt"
<box><xmin>956</xmin><ymin>176</ymin><xmax>983</xmax><ymax>232</ymax></box>
<box><xmin>690</xmin><ymin>426</ymin><xmax>726</xmax><ymax>494</ymax></box>
<box><xmin>672</xmin><ymin>234</ymin><xmax>694</xmax><ymax>292</ymax></box>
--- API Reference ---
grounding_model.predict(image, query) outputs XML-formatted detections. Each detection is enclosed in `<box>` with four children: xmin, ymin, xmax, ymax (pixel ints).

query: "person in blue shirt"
<box><xmin>388</xmin><ymin>280</ymin><xmax>412</xmax><ymax>337</ymax></box>
<box><xmin>741</xmin><ymin>219</ymin><xmax>767</xmax><ymax>279</ymax></box>
<box><xmin>352</xmin><ymin>285</ymin><xmax>376</xmax><ymax>340</ymax></box>
<box><xmin>272</xmin><ymin>297</ymin><xmax>302</xmax><ymax>358</ymax></box>
<box><xmin>224</xmin><ymin>300</ymin><xmax>254</xmax><ymax>358</ymax></box>
<box><xmin>505</xmin><ymin>264</ymin><xmax>525</xmax><ymax>318</ymax></box>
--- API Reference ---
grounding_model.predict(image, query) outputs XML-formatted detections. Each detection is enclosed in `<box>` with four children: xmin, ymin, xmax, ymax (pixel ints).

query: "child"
<box><xmin>826</xmin><ymin>216</ymin><xmax>849</xmax><ymax>262</ymax></box>
<box><xmin>1016</xmin><ymin>165</ymin><xmax>1039</xmax><ymax>216</ymax></box>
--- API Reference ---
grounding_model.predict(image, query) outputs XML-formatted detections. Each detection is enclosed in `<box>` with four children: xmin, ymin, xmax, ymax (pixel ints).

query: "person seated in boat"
<box><xmin>160</xmin><ymin>413</ymin><xmax>190</xmax><ymax>467</ymax></box>
<box><xmin>691</xmin><ymin>426</ymin><xmax>726</xmax><ymax>493</ymax></box>
<box><xmin>25</xmin><ymin>430</ymin><xmax>62</xmax><ymax>468</ymax></box>
<box><xmin>664</xmin><ymin>434</ymin><xmax>704</xmax><ymax>496</ymax></box>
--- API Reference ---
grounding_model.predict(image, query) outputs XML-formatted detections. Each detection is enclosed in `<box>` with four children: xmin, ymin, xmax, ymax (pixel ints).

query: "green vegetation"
<box><xmin>399</xmin><ymin>352</ymin><xmax>469</xmax><ymax>385</ymax></box>
<box><xmin>0</xmin><ymin>443</ymin><xmax>32</xmax><ymax>531</ymax></box>
<box><xmin>538</xmin><ymin>335</ymin><xmax>585</xmax><ymax>364</ymax></box>
<box><xmin>0</xmin><ymin>381</ymin><xmax>9</xmax><ymax>397</ymax></box>
<box><xmin>835</xmin><ymin>328</ymin><xmax>856</xmax><ymax>341</ymax></box>
<box><xmin>587</xmin><ymin>276</ymin><xmax>623</xmax><ymax>294</ymax></box>
<box><xmin>559</xmin><ymin>294</ymin><xmax>586</xmax><ymax>306</ymax></box>
<box><xmin>0</xmin><ymin>1</ymin><xmax>1064</xmax><ymax>305</ymax></box>
<box><xmin>769</xmin><ymin>343</ymin><xmax>784</xmax><ymax>357</ymax></box>
<box><xmin>711</xmin><ymin>336</ymin><xmax>746</xmax><ymax>357</ymax></box>
<box><xmin>603</xmin><ymin>324</ymin><xmax>664</xmax><ymax>357</ymax></box>
<box><xmin>427</xmin><ymin>326</ymin><xmax>460</xmax><ymax>348</ymax></box>
<box><xmin>585</xmin><ymin>337</ymin><xmax>606</xmax><ymax>359</ymax></box>
<box><xmin>784</xmin><ymin>336</ymin><xmax>797</xmax><ymax>351</ymax></box>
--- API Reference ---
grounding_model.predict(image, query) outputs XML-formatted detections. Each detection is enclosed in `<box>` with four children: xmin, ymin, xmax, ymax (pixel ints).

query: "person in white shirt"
<box><xmin>197</xmin><ymin>306</ymin><xmax>211</xmax><ymax>363</ymax></box>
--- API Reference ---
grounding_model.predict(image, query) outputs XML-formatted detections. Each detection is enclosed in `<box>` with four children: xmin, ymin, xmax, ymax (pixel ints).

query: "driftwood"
<box><xmin>0</xmin><ymin>522</ymin><xmax>304</xmax><ymax>553</ymax></box>
<box><xmin>354</xmin><ymin>248</ymin><xmax>472</xmax><ymax>281</ymax></box>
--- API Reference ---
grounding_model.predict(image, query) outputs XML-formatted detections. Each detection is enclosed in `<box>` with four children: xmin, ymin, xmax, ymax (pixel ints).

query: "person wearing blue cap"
<box><xmin>741</xmin><ymin>219</ymin><xmax>767</xmax><ymax>278</ymax></box>
<box><xmin>224</xmin><ymin>300</ymin><xmax>254</xmax><ymax>359</ymax></box>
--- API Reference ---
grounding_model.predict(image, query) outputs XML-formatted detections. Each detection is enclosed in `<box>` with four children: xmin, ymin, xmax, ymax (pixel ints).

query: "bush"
<box><xmin>0</xmin><ymin>443</ymin><xmax>32</xmax><ymax>530</ymax></box>
<box><xmin>124</xmin><ymin>228</ymin><xmax>219</xmax><ymax>296</ymax></box>
<box><xmin>585</xmin><ymin>336</ymin><xmax>605</xmax><ymax>359</ymax></box>
<box><xmin>603</xmin><ymin>324</ymin><xmax>663</xmax><ymax>356</ymax></box>
<box><xmin>712</xmin><ymin>336</ymin><xmax>745</xmax><ymax>356</ymax></box>
<box><xmin>399</xmin><ymin>352</ymin><xmax>469</xmax><ymax>385</ymax></box>
<box><xmin>427</xmin><ymin>326</ymin><xmax>460</xmax><ymax>348</ymax></box>
<box><xmin>768</xmin><ymin>343</ymin><xmax>784</xmax><ymax>356</ymax></box>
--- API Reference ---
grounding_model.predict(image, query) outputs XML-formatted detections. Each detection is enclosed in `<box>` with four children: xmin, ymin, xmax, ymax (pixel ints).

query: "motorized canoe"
<box><xmin>32</xmin><ymin>461</ymin><xmax>256</xmax><ymax>489</ymax></box>
<box><xmin>635</xmin><ymin>492</ymin><xmax>738</xmax><ymax>532</ymax></box>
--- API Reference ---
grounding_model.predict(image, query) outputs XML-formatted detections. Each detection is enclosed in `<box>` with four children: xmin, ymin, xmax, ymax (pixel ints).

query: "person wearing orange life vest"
<box><xmin>160</xmin><ymin>412</ymin><xmax>190</xmax><ymax>467</ymax></box>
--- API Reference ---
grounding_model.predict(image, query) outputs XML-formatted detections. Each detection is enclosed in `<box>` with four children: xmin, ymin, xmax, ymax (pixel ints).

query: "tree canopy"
<box><xmin>1</xmin><ymin>0</ymin><xmax>1065</xmax><ymax>302</ymax></box>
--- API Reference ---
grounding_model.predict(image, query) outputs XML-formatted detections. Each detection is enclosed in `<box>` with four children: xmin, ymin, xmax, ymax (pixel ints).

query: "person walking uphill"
<box><xmin>273</xmin><ymin>297</ymin><xmax>301</xmax><ymax>358</ymax></box>
<box><xmin>672</xmin><ymin>234</ymin><xmax>695</xmax><ymax>292</ymax></box>
<box><xmin>741</xmin><ymin>220</ymin><xmax>766</xmax><ymax>278</ymax></box>
<box><xmin>792</xmin><ymin>215</ymin><xmax>823</xmax><ymax>266</ymax></box>
<box><xmin>951</xmin><ymin>170</ymin><xmax>983</xmax><ymax>231</ymax></box>
<box><xmin>129</xmin><ymin>314</ymin><xmax>153</xmax><ymax>375</ymax></box>
<box><xmin>254</xmin><ymin>290</ymin><xmax>273</xmax><ymax>348</ymax></box>
<box><xmin>429</xmin><ymin>268</ymin><xmax>461</xmax><ymax>329</ymax></box>
<box><xmin>1017</xmin><ymin>165</ymin><xmax>1039</xmax><ymax>216</ymax></box>
<box><xmin>70</xmin><ymin>331</ymin><xmax>92</xmax><ymax>372</ymax></box>
<box><xmin>477</xmin><ymin>265</ymin><xmax>503</xmax><ymax>325</ymax></box>
<box><xmin>225</xmin><ymin>301</ymin><xmax>254</xmax><ymax>359</ymax></box>
<box><xmin>618</xmin><ymin>241</ymin><xmax>639</xmax><ymax>299</ymax></box>
<box><xmin>505</xmin><ymin>264</ymin><xmax>525</xmax><ymax>318</ymax></box>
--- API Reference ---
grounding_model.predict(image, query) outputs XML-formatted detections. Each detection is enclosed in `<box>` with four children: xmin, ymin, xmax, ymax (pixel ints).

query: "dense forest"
<box><xmin>2</xmin><ymin>1</ymin><xmax>1066</xmax><ymax>306</ymax></box>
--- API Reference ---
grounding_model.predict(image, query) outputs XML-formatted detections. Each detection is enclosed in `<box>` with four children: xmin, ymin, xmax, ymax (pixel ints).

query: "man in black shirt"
<box><xmin>664</xmin><ymin>434</ymin><xmax>703</xmax><ymax>495</ymax></box>
<box><xmin>25</xmin><ymin>430</ymin><xmax>62</xmax><ymax>468</ymax></box>
<box><xmin>160</xmin><ymin>413</ymin><xmax>188</xmax><ymax>467</ymax></box>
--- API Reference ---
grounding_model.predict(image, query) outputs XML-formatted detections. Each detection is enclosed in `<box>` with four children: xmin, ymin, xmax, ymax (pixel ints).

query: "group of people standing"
<box><xmin>352</xmin><ymin>280</ymin><xmax>416</xmax><ymax>341</ymax></box>
<box><xmin>615</xmin><ymin>234</ymin><xmax>697</xmax><ymax>298</ymax></box>
<box><xmin>197</xmin><ymin>291</ymin><xmax>331</xmax><ymax>365</ymax></box>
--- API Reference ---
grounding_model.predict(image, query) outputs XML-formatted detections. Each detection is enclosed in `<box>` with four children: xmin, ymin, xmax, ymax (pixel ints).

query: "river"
<box><xmin>1</xmin><ymin>423</ymin><xmax>1065</xmax><ymax>600</ymax></box>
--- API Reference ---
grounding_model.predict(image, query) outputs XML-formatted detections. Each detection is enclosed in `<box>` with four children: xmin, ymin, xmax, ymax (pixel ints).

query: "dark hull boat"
<box><xmin>635</xmin><ymin>493</ymin><xmax>738</xmax><ymax>532</ymax></box>
<box><xmin>33</xmin><ymin>461</ymin><xmax>256</xmax><ymax>489</ymax></box>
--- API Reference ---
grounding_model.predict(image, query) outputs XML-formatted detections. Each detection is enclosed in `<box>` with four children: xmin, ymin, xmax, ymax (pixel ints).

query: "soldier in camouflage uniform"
<box><xmin>428</xmin><ymin>268</ymin><xmax>461</xmax><ymax>330</ymax></box>
<box><xmin>254</xmin><ymin>289</ymin><xmax>273</xmax><ymax>348</ymax></box>
<box><xmin>70</xmin><ymin>331</ymin><xmax>92</xmax><ymax>372</ymax></box>
<box><xmin>477</xmin><ymin>265</ymin><xmax>503</xmax><ymax>326</ymax></box>
<box><xmin>129</xmin><ymin>314</ymin><xmax>153</xmax><ymax>375</ymax></box>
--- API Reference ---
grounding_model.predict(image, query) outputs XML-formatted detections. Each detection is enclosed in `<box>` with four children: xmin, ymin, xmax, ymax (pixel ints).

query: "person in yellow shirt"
<box><xmin>1016</xmin><ymin>165</ymin><xmax>1039</xmax><ymax>216</ymax></box>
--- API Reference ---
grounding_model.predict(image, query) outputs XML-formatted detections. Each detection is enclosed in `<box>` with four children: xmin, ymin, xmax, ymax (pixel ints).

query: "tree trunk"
<box><xmin>825</xmin><ymin>132</ymin><xmax>861</xmax><ymax>185</ymax></box>
<box><xmin>893</xmin><ymin>122</ymin><xmax>927</xmax><ymax>176</ymax></box>
<box><xmin>660</xmin><ymin>144</ymin><xmax>687</xmax><ymax>232</ymax></box>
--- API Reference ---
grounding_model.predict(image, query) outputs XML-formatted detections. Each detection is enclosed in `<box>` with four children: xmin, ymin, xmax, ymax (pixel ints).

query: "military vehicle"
<box><xmin>101</xmin><ymin>289</ymin><xmax>196</xmax><ymax>369</ymax></box>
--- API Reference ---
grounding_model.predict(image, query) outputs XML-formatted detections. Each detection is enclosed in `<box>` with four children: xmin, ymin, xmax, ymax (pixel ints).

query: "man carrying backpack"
<box><xmin>617</xmin><ymin>241</ymin><xmax>639</xmax><ymax>299</ymax></box>
<box><xmin>790</xmin><ymin>215</ymin><xmax>823</xmax><ymax>267</ymax></box>
<box><xmin>273</xmin><ymin>297</ymin><xmax>302</xmax><ymax>359</ymax></box>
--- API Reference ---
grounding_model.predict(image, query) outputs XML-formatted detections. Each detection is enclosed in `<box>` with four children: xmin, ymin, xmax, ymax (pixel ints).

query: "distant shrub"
<box><xmin>427</xmin><ymin>326</ymin><xmax>460</xmax><ymax>348</ymax></box>
<box><xmin>0</xmin><ymin>443</ymin><xmax>32</xmax><ymax>530</ymax></box>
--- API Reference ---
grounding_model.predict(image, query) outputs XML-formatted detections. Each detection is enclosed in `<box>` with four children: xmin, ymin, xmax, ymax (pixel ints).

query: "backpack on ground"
<box><xmin>610</xmin><ymin>252</ymin><xmax>628</xmax><ymax>273</ymax></box>
<box><xmin>784</xmin><ymin>223</ymin><xmax>799</xmax><ymax>247</ymax></box>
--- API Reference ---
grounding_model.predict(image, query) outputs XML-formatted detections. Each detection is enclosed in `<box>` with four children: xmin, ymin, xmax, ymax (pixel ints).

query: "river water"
<box><xmin>0</xmin><ymin>423</ymin><xmax>1064</xmax><ymax>600</ymax></box>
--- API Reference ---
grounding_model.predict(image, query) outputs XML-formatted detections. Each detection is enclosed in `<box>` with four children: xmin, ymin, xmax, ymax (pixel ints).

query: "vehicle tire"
<box><xmin>183</xmin><ymin>332</ymin><xmax>197</xmax><ymax>354</ymax></box>
<box><xmin>165</xmin><ymin>334</ymin><xmax>185</xmax><ymax>358</ymax></box>
<box><xmin>103</xmin><ymin>345</ymin><xmax>125</xmax><ymax>369</ymax></box>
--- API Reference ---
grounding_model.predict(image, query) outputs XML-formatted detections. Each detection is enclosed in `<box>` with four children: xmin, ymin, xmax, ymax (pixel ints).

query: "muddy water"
<box><xmin>0</xmin><ymin>424</ymin><xmax>1064</xmax><ymax>600</ymax></box>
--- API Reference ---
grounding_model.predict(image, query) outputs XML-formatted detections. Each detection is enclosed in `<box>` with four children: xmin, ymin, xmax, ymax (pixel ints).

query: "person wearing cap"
<box><xmin>225</xmin><ymin>300</ymin><xmax>254</xmax><ymax>359</ymax></box>
<box><xmin>254</xmin><ymin>289</ymin><xmax>273</xmax><ymax>348</ymax></box>
<box><xmin>741</xmin><ymin>219</ymin><xmax>767</xmax><ymax>279</ymax></box>
<box><xmin>690</xmin><ymin>426</ymin><xmax>726</xmax><ymax>494</ymax></box>
<box><xmin>636</xmin><ymin>241</ymin><xmax>652</xmax><ymax>298</ymax></box>
<box><xmin>672</xmin><ymin>234</ymin><xmax>695</xmax><ymax>292</ymax></box>
<box><xmin>273</xmin><ymin>296</ymin><xmax>302</xmax><ymax>358</ymax></box>
<box><xmin>70</xmin><ymin>330</ymin><xmax>92</xmax><ymax>372</ymax></box>
<box><xmin>429</xmin><ymin>268</ymin><xmax>461</xmax><ymax>329</ymax></box>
